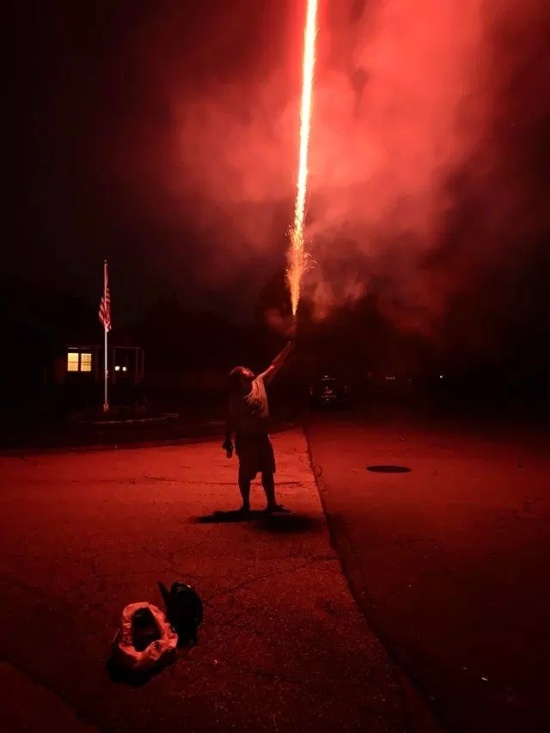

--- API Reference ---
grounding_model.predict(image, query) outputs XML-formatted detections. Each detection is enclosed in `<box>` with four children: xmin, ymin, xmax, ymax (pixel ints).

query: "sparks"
<box><xmin>287</xmin><ymin>0</ymin><xmax>318</xmax><ymax>316</ymax></box>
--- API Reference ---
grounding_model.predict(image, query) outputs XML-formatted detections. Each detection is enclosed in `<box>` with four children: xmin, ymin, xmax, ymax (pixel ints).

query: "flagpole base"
<box><xmin>103</xmin><ymin>403</ymin><xmax>110</xmax><ymax>413</ymax></box>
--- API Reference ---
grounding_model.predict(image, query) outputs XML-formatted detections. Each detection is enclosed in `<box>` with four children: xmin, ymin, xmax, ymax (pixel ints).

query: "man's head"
<box><xmin>229</xmin><ymin>366</ymin><xmax>255</xmax><ymax>391</ymax></box>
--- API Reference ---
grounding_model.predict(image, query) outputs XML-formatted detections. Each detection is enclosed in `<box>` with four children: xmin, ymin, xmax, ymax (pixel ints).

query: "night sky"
<box><xmin>6</xmin><ymin>0</ymin><xmax>550</xmax><ymax>363</ymax></box>
<box><xmin>8</xmin><ymin>0</ymin><xmax>296</xmax><ymax>320</ymax></box>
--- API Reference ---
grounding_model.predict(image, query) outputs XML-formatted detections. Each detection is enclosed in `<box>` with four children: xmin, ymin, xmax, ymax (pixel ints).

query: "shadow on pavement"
<box><xmin>367</xmin><ymin>465</ymin><xmax>411</xmax><ymax>473</ymax></box>
<box><xmin>193</xmin><ymin>510</ymin><xmax>322</xmax><ymax>533</ymax></box>
<box><xmin>105</xmin><ymin>655</ymin><xmax>177</xmax><ymax>688</ymax></box>
<box><xmin>253</xmin><ymin>513</ymin><xmax>323</xmax><ymax>534</ymax></box>
<box><xmin>193</xmin><ymin>509</ymin><xmax>264</xmax><ymax>523</ymax></box>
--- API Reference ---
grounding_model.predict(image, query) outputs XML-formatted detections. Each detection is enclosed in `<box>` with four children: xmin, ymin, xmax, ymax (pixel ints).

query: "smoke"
<box><xmin>302</xmin><ymin>0</ymin><xmax>549</xmax><ymax>346</ymax></box>
<box><xmin>116</xmin><ymin>0</ymin><xmax>549</xmax><ymax>352</ymax></box>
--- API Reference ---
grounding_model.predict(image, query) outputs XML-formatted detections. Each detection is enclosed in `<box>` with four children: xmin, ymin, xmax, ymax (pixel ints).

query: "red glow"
<box><xmin>109</xmin><ymin>0</ymin><xmax>549</xmax><ymax>340</ymax></box>
<box><xmin>287</xmin><ymin>0</ymin><xmax>319</xmax><ymax>316</ymax></box>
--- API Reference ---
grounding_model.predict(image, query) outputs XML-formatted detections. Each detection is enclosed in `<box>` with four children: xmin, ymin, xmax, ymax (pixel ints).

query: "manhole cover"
<box><xmin>366</xmin><ymin>465</ymin><xmax>411</xmax><ymax>473</ymax></box>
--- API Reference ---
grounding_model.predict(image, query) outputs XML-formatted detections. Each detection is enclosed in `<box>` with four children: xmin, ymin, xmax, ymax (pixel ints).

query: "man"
<box><xmin>223</xmin><ymin>340</ymin><xmax>295</xmax><ymax>514</ymax></box>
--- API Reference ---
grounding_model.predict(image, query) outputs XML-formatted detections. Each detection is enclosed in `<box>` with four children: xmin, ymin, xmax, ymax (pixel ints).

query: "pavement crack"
<box><xmin>141</xmin><ymin>541</ymin><xmax>212</xmax><ymax>567</ymax></box>
<box><xmin>204</xmin><ymin>553</ymin><xmax>337</xmax><ymax>603</ymax></box>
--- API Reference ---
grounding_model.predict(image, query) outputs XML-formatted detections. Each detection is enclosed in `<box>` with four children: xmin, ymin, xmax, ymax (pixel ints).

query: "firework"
<box><xmin>287</xmin><ymin>0</ymin><xmax>318</xmax><ymax>316</ymax></box>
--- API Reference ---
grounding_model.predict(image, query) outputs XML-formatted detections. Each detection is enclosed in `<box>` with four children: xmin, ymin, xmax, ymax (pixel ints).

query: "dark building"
<box><xmin>49</xmin><ymin>325</ymin><xmax>145</xmax><ymax>411</ymax></box>
<box><xmin>0</xmin><ymin>280</ymin><xmax>144</xmax><ymax>413</ymax></box>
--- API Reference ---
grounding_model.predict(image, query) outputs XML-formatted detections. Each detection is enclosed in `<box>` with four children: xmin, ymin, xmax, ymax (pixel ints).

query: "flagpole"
<box><xmin>103</xmin><ymin>259</ymin><xmax>109</xmax><ymax>413</ymax></box>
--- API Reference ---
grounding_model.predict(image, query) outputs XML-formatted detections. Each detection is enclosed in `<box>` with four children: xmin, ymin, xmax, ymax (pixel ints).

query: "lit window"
<box><xmin>80</xmin><ymin>353</ymin><xmax>92</xmax><ymax>372</ymax></box>
<box><xmin>67</xmin><ymin>350</ymin><xmax>92</xmax><ymax>372</ymax></box>
<box><xmin>67</xmin><ymin>352</ymin><xmax>79</xmax><ymax>372</ymax></box>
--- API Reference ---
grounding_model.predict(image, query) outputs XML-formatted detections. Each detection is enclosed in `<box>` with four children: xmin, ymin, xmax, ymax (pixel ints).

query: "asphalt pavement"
<box><xmin>306</xmin><ymin>412</ymin><xmax>550</xmax><ymax>733</ymax></box>
<box><xmin>0</xmin><ymin>428</ymin><xmax>434</xmax><ymax>733</ymax></box>
<box><xmin>0</xmin><ymin>415</ymin><xmax>225</xmax><ymax>453</ymax></box>
<box><xmin>0</xmin><ymin>408</ymin><xmax>299</xmax><ymax>455</ymax></box>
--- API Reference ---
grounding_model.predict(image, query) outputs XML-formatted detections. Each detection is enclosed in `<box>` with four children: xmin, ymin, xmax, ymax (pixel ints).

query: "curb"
<box><xmin>0</xmin><ymin>433</ymin><xmax>221</xmax><ymax>458</ymax></box>
<box><xmin>0</xmin><ymin>422</ymin><xmax>297</xmax><ymax>458</ymax></box>
<box><xmin>303</xmin><ymin>426</ymin><xmax>448</xmax><ymax>733</ymax></box>
<box><xmin>86</xmin><ymin>412</ymin><xmax>181</xmax><ymax>426</ymax></box>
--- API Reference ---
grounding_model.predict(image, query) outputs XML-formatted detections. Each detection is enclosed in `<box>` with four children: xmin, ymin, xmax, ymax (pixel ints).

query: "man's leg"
<box><xmin>261</xmin><ymin>471</ymin><xmax>276</xmax><ymax>509</ymax></box>
<box><xmin>238</xmin><ymin>468</ymin><xmax>251</xmax><ymax>512</ymax></box>
<box><xmin>261</xmin><ymin>472</ymin><xmax>290</xmax><ymax>512</ymax></box>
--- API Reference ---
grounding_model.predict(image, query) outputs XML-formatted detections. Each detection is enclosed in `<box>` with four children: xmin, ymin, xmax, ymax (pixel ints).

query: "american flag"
<box><xmin>99</xmin><ymin>260</ymin><xmax>111</xmax><ymax>332</ymax></box>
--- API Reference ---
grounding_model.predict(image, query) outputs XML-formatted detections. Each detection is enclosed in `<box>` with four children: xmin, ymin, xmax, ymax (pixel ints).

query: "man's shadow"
<box><xmin>194</xmin><ymin>509</ymin><xmax>265</xmax><ymax>524</ymax></box>
<box><xmin>193</xmin><ymin>510</ymin><xmax>322</xmax><ymax>534</ymax></box>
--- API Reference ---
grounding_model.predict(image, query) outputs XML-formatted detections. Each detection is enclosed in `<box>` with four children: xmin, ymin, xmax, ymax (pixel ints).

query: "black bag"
<box><xmin>158</xmin><ymin>581</ymin><xmax>203</xmax><ymax>646</ymax></box>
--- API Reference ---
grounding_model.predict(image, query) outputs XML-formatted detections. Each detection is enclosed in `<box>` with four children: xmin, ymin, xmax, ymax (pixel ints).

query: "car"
<box><xmin>309</xmin><ymin>374</ymin><xmax>350</xmax><ymax>410</ymax></box>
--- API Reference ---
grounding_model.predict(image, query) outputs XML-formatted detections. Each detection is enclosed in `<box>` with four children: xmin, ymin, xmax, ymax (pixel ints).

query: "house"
<box><xmin>51</xmin><ymin>324</ymin><xmax>145</xmax><ymax>407</ymax></box>
<box><xmin>53</xmin><ymin>333</ymin><xmax>144</xmax><ymax>388</ymax></box>
<box><xmin>0</xmin><ymin>280</ymin><xmax>145</xmax><ymax>411</ymax></box>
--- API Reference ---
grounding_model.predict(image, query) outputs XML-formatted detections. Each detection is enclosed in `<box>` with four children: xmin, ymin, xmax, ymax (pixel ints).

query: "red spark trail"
<box><xmin>287</xmin><ymin>0</ymin><xmax>318</xmax><ymax>316</ymax></box>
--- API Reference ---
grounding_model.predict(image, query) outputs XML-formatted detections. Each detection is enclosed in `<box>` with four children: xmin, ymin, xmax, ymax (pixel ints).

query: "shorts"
<box><xmin>235</xmin><ymin>433</ymin><xmax>276</xmax><ymax>481</ymax></box>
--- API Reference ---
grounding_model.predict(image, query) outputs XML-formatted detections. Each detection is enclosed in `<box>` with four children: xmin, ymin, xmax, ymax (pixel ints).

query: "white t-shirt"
<box><xmin>232</xmin><ymin>376</ymin><xmax>269</xmax><ymax>436</ymax></box>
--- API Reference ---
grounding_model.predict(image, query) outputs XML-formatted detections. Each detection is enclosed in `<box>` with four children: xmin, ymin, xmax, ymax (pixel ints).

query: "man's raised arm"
<box><xmin>259</xmin><ymin>340</ymin><xmax>295</xmax><ymax>385</ymax></box>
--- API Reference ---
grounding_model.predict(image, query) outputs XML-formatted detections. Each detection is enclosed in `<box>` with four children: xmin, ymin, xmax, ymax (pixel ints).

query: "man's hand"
<box><xmin>222</xmin><ymin>438</ymin><xmax>233</xmax><ymax>458</ymax></box>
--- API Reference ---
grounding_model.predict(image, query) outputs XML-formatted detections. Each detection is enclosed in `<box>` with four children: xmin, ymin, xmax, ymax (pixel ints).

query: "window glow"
<box><xmin>67</xmin><ymin>352</ymin><xmax>79</xmax><ymax>372</ymax></box>
<box><xmin>67</xmin><ymin>350</ymin><xmax>92</xmax><ymax>373</ymax></box>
